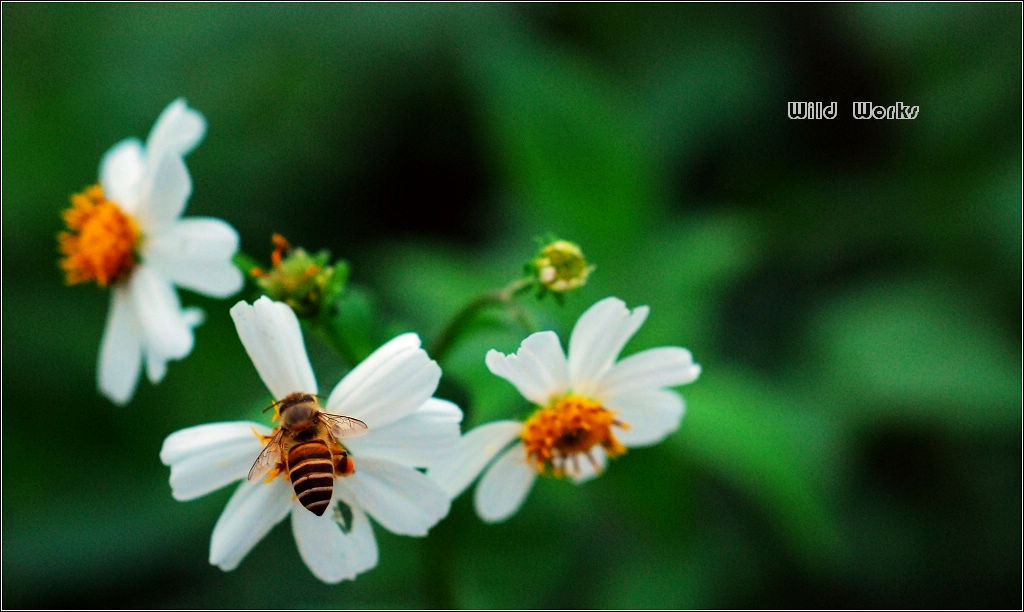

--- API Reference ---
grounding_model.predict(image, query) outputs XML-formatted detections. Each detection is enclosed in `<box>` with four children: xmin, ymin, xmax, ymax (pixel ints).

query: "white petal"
<box><xmin>129</xmin><ymin>265</ymin><xmax>194</xmax><ymax>361</ymax></box>
<box><xmin>97</xmin><ymin>286</ymin><xmax>142</xmax><ymax>405</ymax></box>
<box><xmin>485</xmin><ymin>330</ymin><xmax>568</xmax><ymax>405</ymax></box>
<box><xmin>564</xmin><ymin>445</ymin><xmax>607</xmax><ymax>484</ymax></box>
<box><xmin>145</xmin><ymin>345</ymin><xmax>168</xmax><ymax>384</ymax></box>
<box><xmin>427</xmin><ymin>420</ymin><xmax>522</xmax><ymax>499</ymax></box>
<box><xmin>474</xmin><ymin>442</ymin><xmax>536</xmax><ymax>523</ymax></box>
<box><xmin>160</xmin><ymin>420</ymin><xmax>267</xmax><ymax>463</ymax></box>
<box><xmin>135</xmin><ymin>152</ymin><xmax>191</xmax><ymax>231</ymax></box>
<box><xmin>344</xmin><ymin>398</ymin><xmax>462</xmax><ymax>468</ymax></box>
<box><xmin>568</xmin><ymin>297</ymin><xmax>648</xmax><ymax>395</ymax></box>
<box><xmin>146</xmin><ymin>98</ymin><xmax>207</xmax><ymax>158</ymax></box>
<box><xmin>342</xmin><ymin>456</ymin><xmax>450</xmax><ymax>536</ymax></box>
<box><xmin>603</xmin><ymin>388</ymin><xmax>684</xmax><ymax>448</ymax></box>
<box><xmin>596</xmin><ymin>346</ymin><xmax>701</xmax><ymax>397</ymax></box>
<box><xmin>332</xmin><ymin>486</ymin><xmax>379</xmax><ymax>573</ymax></box>
<box><xmin>230</xmin><ymin>297</ymin><xmax>317</xmax><ymax>399</ymax></box>
<box><xmin>182</xmin><ymin>306</ymin><xmax>205</xmax><ymax>327</ymax></box>
<box><xmin>209</xmin><ymin>477</ymin><xmax>292</xmax><ymax>571</ymax></box>
<box><xmin>99</xmin><ymin>138</ymin><xmax>144</xmax><ymax>213</ymax></box>
<box><xmin>160</xmin><ymin>421</ymin><xmax>270</xmax><ymax>501</ymax></box>
<box><xmin>144</xmin><ymin>305</ymin><xmax>204</xmax><ymax>384</ymax></box>
<box><xmin>326</xmin><ymin>333</ymin><xmax>440</xmax><ymax>429</ymax></box>
<box><xmin>325</xmin><ymin>334</ymin><xmax>420</xmax><ymax>412</ymax></box>
<box><xmin>291</xmin><ymin>494</ymin><xmax>378</xmax><ymax>583</ymax></box>
<box><xmin>143</xmin><ymin>217</ymin><xmax>243</xmax><ymax>297</ymax></box>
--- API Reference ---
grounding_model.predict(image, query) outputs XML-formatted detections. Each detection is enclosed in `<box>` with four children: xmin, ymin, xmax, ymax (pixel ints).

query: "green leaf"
<box><xmin>678</xmin><ymin>366</ymin><xmax>847</xmax><ymax>570</ymax></box>
<box><xmin>465</xmin><ymin>30</ymin><xmax>658</xmax><ymax>254</ymax></box>
<box><xmin>808</xmin><ymin>277</ymin><xmax>1019</xmax><ymax>431</ymax></box>
<box><xmin>318</xmin><ymin>283</ymin><xmax>378</xmax><ymax>364</ymax></box>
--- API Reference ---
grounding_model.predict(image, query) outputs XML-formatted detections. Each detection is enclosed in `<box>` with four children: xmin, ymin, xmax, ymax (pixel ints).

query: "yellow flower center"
<box><xmin>58</xmin><ymin>185</ymin><xmax>141</xmax><ymax>286</ymax></box>
<box><xmin>520</xmin><ymin>394</ymin><xmax>629</xmax><ymax>477</ymax></box>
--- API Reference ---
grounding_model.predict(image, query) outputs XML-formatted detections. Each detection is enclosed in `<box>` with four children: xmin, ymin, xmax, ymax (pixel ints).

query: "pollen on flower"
<box><xmin>270</xmin><ymin>232</ymin><xmax>289</xmax><ymax>267</ymax></box>
<box><xmin>520</xmin><ymin>394</ymin><xmax>629</xmax><ymax>477</ymax></box>
<box><xmin>252</xmin><ymin>427</ymin><xmax>276</xmax><ymax>445</ymax></box>
<box><xmin>251</xmin><ymin>426</ymin><xmax>286</xmax><ymax>482</ymax></box>
<box><xmin>58</xmin><ymin>184</ymin><xmax>141</xmax><ymax>287</ymax></box>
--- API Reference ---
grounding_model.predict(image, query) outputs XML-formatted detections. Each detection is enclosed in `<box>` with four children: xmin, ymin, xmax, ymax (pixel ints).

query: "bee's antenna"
<box><xmin>262</xmin><ymin>398</ymin><xmax>280</xmax><ymax>413</ymax></box>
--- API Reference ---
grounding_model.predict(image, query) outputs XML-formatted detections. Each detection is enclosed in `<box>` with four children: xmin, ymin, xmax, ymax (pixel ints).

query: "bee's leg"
<box><xmin>263</xmin><ymin>465</ymin><xmax>284</xmax><ymax>483</ymax></box>
<box><xmin>333</xmin><ymin>448</ymin><xmax>354</xmax><ymax>476</ymax></box>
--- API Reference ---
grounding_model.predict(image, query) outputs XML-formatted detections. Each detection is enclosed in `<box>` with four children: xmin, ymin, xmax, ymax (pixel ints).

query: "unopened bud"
<box><xmin>531</xmin><ymin>239</ymin><xmax>593</xmax><ymax>293</ymax></box>
<box><xmin>253</xmin><ymin>234</ymin><xmax>347</xmax><ymax>318</ymax></box>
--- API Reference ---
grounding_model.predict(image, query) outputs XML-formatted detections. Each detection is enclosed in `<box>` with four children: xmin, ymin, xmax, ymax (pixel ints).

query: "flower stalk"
<box><xmin>428</xmin><ymin>277</ymin><xmax>533</xmax><ymax>364</ymax></box>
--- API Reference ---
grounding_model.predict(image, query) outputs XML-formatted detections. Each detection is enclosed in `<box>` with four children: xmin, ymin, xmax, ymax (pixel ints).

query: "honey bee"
<box><xmin>248</xmin><ymin>392</ymin><xmax>368</xmax><ymax>516</ymax></box>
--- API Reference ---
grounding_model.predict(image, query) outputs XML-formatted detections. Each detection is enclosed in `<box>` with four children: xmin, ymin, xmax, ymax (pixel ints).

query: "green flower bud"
<box><xmin>531</xmin><ymin>239</ymin><xmax>593</xmax><ymax>293</ymax></box>
<box><xmin>252</xmin><ymin>234</ymin><xmax>348</xmax><ymax>319</ymax></box>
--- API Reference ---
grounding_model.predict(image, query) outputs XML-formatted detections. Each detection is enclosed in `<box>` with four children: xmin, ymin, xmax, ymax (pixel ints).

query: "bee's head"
<box><xmin>277</xmin><ymin>392</ymin><xmax>319</xmax><ymax>429</ymax></box>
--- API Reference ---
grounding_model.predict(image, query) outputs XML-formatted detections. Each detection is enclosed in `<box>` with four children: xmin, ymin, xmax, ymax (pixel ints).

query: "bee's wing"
<box><xmin>247</xmin><ymin>429</ymin><xmax>285</xmax><ymax>482</ymax></box>
<box><xmin>321</xmin><ymin>413</ymin><xmax>369</xmax><ymax>440</ymax></box>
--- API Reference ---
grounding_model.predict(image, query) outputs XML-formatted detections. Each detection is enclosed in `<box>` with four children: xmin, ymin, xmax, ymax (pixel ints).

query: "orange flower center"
<box><xmin>520</xmin><ymin>394</ymin><xmax>629</xmax><ymax>477</ymax></box>
<box><xmin>58</xmin><ymin>184</ymin><xmax>141</xmax><ymax>287</ymax></box>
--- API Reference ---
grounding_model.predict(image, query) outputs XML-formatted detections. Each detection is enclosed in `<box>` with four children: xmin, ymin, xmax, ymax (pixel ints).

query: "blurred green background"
<box><xmin>2</xmin><ymin>3</ymin><xmax>1020</xmax><ymax>609</ymax></box>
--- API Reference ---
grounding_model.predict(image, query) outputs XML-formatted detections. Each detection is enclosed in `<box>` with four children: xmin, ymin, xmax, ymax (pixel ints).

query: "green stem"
<box><xmin>429</xmin><ymin>277</ymin><xmax>532</xmax><ymax>362</ymax></box>
<box><xmin>422</xmin><ymin>503</ymin><xmax>461</xmax><ymax>609</ymax></box>
<box><xmin>309</xmin><ymin>316</ymin><xmax>359</xmax><ymax>369</ymax></box>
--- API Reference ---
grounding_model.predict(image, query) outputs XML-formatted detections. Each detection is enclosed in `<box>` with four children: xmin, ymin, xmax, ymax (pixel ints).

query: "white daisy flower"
<box><xmin>160</xmin><ymin>297</ymin><xmax>461</xmax><ymax>583</ymax></box>
<box><xmin>429</xmin><ymin>296</ymin><xmax>701</xmax><ymax>523</ymax></box>
<box><xmin>59</xmin><ymin>98</ymin><xmax>243</xmax><ymax>405</ymax></box>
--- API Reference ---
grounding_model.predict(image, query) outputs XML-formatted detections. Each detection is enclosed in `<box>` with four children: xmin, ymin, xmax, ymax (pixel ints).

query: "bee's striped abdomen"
<box><xmin>287</xmin><ymin>441</ymin><xmax>334</xmax><ymax>516</ymax></box>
